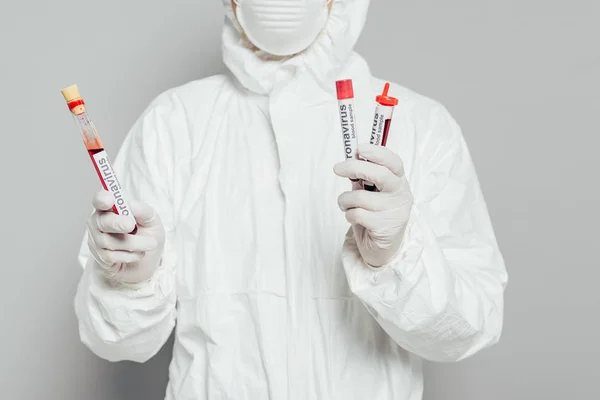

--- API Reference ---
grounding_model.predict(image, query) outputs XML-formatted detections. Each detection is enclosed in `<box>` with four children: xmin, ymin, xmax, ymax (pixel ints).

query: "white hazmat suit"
<box><xmin>75</xmin><ymin>0</ymin><xmax>508</xmax><ymax>399</ymax></box>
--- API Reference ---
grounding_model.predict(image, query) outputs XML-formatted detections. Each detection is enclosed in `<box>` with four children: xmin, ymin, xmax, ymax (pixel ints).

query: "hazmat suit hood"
<box><xmin>222</xmin><ymin>0</ymin><xmax>371</xmax><ymax>95</ymax></box>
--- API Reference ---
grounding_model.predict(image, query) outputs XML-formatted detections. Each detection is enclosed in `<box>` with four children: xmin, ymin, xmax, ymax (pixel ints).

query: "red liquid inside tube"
<box><xmin>381</xmin><ymin>119</ymin><xmax>392</xmax><ymax>147</ymax></box>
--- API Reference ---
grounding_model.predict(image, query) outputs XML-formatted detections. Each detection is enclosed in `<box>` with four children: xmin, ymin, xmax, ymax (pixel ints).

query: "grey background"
<box><xmin>0</xmin><ymin>1</ymin><xmax>598</xmax><ymax>399</ymax></box>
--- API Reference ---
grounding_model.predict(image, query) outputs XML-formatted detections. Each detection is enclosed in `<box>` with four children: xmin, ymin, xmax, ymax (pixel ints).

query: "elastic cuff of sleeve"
<box><xmin>342</xmin><ymin>209</ymin><xmax>425</xmax><ymax>294</ymax></box>
<box><xmin>115</xmin><ymin>263</ymin><xmax>166</xmax><ymax>291</ymax></box>
<box><xmin>108</xmin><ymin>235</ymin><xmax>179</xmax><ymax>292</ymax></box>
<box><xmin>89</xmin><ymin>252</ymin><xmax>176</xmax><ymax>304</ymax></box>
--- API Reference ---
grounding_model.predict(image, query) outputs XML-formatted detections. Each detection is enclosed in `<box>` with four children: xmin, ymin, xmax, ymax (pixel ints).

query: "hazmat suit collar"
<box><xmin>222</xmin><ymin>0</ymin><xmax>371</xmax><ymax>95</ymax></box>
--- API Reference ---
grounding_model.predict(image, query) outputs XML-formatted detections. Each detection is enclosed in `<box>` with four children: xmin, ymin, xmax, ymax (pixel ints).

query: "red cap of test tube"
<box><xmin>336</xmin><ymin>79</ymin><xmax>354</xmax><ymax>100</ymax></box>
<box><xmin>376</xmin><ymin>83</ymin><xmax>399</xmax><ymax>106</ymax></box>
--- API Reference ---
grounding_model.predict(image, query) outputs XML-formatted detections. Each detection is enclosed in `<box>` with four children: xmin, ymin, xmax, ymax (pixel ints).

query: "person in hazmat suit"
<box><xmin>75</xmin><ymin>1</ymin><xmax>508</xmax><ymax>399</ymax></box>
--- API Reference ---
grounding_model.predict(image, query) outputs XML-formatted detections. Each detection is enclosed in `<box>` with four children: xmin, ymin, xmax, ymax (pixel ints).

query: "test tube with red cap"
<box><xmin>335</xmin><ymin>79</ymin><xmax>360</xmax><ymax>181</ymax></box>
<box><xmin>61</xmin><ymin>85</ymin><xmax>138</xmax><ymax>234</ymax></box>
<box><xmin>364</xmin><ymin>82</ymin><xmax>399</xmax><ymax>192</ymax></box>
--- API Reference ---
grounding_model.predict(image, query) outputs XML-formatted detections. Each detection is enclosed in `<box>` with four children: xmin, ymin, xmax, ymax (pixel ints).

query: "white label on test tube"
<box><xmin>369</xmin><ymin>104</ymin><xmax>394</xmax><ymax>147</ymax></box>
<box><xmin>337</xmin><ymin>99</ymin><xmax>359</xmax><ymax>160</ymax></box>
<box><xmin>336</xmin><ymin>79</ymin><xmax>359</xmax><ymax>182</ymax></box>
<box><xmin>92</xmin><ymin>150</ymin><xmax>134</xmax><ymax>217</ymax></box>
<box><xmin>364</xmin><ymin>103</ymin><xmax>395</xmax><ymax>191</ymax></box>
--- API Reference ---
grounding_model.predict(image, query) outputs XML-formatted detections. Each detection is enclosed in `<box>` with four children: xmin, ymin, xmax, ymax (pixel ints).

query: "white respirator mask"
<box><xmin>233</xmin><ymin>0</ymin><xmax>332</xmax><ymax>57</ymax></box>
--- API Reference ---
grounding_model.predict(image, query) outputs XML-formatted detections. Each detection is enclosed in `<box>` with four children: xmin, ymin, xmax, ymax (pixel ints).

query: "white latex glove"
<box><xmin>334</xmin><ymin>144</ymin><xmax>414</xmax><ymax>267</ymax></box>
<box><xmin>87</xmin><ymin>190</ymin><xmax>166</xmax><ymax>284</ymax></box>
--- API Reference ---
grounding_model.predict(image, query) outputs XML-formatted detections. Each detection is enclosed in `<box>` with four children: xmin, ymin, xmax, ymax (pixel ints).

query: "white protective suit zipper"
<box><xmin>269</xmin><ymin>91</ymin><xmax>311</xmax><ymax>400</ymax></box>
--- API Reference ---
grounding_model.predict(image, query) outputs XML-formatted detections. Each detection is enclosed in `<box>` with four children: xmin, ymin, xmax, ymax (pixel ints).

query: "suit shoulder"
<box><xmin>148</xmin><ymin>74</ymin><xmax>233</xmax><ymax>111</ymax></box>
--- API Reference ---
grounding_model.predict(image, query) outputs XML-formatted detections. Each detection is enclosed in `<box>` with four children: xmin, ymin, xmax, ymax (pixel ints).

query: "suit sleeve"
<box><xmin>342</xmin><ymin>105</ymin><xmax>508</xmax><ymax>362</ymax></box>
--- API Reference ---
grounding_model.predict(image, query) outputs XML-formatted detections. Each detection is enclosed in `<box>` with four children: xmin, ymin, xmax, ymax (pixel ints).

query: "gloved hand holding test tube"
<box><xmin>61</xmin><ymin>85</ymin><xmax>138</xmax><ymax>234</ymax></box>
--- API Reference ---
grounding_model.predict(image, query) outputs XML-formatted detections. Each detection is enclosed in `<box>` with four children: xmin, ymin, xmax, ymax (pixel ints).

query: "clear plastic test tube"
<box><xmin>61</xmin><ymin>85</ymin><xmax>137</xmax><ymax>234</ymax></box>
<box><xmin>364</xmin><ymin>83</ymin><xmax>399</xmax><ymax>192</ymax></box>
